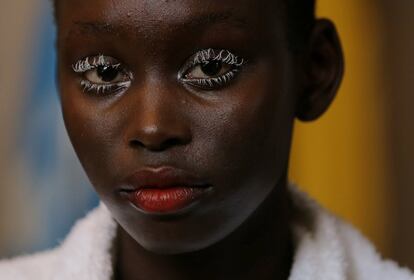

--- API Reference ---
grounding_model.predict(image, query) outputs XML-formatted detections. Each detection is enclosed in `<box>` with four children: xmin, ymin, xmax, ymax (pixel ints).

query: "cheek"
<box><xmin>195</xmin><ymin>63</ymin><xmax>295</xmax><ymax>186</ymax></box>
<box><xmin>59</xmin><ymin>53</ymin><xmax>295</xmax><ymax>197</ymax></box>
<box><xmin>60</xmin><ymin>88</ymin><xmax>126</xmax><ymax>189</ymax></box>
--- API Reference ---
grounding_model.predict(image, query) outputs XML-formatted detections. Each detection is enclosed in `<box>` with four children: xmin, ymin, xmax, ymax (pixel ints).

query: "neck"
<box><xmin>115</xmin><ymin>177</ymin><xmax>293</xmax><ymax>280</ymax></box>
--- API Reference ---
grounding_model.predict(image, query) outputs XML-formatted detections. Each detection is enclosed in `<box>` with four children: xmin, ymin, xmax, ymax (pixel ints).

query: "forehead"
<box><xmin>57</xmin><ymin>0</ymin><xmax>285</xmax><ymax>38</ymax></box>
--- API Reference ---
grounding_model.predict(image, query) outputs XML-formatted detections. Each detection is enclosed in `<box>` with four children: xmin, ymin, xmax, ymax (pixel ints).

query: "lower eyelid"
<box><xmin>80</xmin><ymin>79</ymin><xmax>132</xmax><ymax>95</ymax></box>
<box><xmin>181</xmin><ymin>69</ymin><xmax>239</xmax><ymax>89</ymax></box>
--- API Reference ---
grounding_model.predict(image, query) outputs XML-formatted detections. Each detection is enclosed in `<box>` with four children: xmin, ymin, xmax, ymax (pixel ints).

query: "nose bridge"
<box><xmin>124</xmin><ymin>76</ymin><xmax>191</xmax><ymax>151</ymax></box>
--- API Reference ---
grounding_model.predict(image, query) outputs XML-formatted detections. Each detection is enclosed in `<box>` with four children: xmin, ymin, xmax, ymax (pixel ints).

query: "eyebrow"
<box><xmin>68</xmin><ymin>11</ymin><xmax>248</xmax><ymax>38</ymax></box>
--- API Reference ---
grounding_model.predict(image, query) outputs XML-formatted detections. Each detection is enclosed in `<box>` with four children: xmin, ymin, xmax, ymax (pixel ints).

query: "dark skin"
<box><xmin>56</xmin><ymin>0</ymin><xmax>343</xmax><ymax>279</ymax></box>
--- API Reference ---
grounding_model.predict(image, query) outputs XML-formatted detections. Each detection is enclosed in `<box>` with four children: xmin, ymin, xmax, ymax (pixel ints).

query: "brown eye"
<box><xmin>178</xmin><ymin>48</ymin><xmax>246</xmax><ymax>90</ymax></box>
<box><xmin>97</xmin><ymin>65</ymin><xmax>120</xmax><ymax>82</ymax></box>
<box><xmin>201</xmin><ymin>61</ymin><xmax>222</xmax><ymax>76</ymax></box>
<box><xmin>85</xmin><ymin>65</ymin><xmax>125</xmax><ymax>84</ymax></box>
<box><xmin>186</xmin><ymin>61</ymin><xmax>232</xmax><ymax>79</ymax></box>
<box><xmin>73</xmin><ymin>55</ymin><xmax>134</xmax><ymax>95</ymax></box>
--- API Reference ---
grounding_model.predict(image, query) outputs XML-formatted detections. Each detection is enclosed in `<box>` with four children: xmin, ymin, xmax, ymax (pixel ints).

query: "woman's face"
<box><xmin>57</xmin><ymin>0</ymin><xmax>299</xmax><ymax>254</ymax></box>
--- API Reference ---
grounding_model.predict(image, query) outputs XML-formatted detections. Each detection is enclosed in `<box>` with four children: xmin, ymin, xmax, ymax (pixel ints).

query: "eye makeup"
<box><xmin>72</xmin><ymin>55</ymin><xmax>133</xmax><ymax>95</ymax></box>
<box><xmin>71</xmin><ymin>48</ymin><xmax>246</xmax><ymax>95</ymax></box>
<box><xmin>192</xmin><ymin>48</ymin><xmax>245</xmax><ymax>67</ymax></box>
<box><xmin>179</xmin><ymin>48</ymin><xmax>246</xmax><ymax>90</ymax></box>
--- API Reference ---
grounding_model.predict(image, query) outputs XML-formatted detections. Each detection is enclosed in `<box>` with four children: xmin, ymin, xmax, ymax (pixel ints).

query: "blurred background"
<box><xmin>0</xmin><ymin>0</ymin><xmax>413</xmax><ymax>270</ymax></box>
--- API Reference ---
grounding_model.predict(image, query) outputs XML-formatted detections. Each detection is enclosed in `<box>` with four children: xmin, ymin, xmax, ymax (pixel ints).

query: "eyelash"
<box><xmin>72</xmin><ymin>49</ymin><xmax>246</xmax><ymax>95</ymax></box>
<box><xmin>78</xmin><ymin>80</ymin><xmax>131</xmax><ymax>95</ymax></box>
<box><xmin>72</xmin><ymin>55</ymin><xmax>133</xmax><ymax>95</ymax></box>
<box><xmin>179</xmin><ymin>48</ymin><xmax>246</xmax><ymax>90</ymax></box>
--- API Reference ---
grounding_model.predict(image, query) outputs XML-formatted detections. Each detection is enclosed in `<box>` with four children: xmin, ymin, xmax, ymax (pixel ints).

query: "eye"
<box><xmin>72</xmin><ymin>55</ymin><xmax>133</xmax><ymax>95</ymax></box>
<box><xmin>186</xmin><ymin>61</ymin><xmax>233</xmax><ymax>79</ymax></box>
<box><xmin>179</xmin><ymin>49</ymin><xmax>246</xmax><ymax>90</ymax></box>
<box><xmin>85</xmin><ymin>65</ymin><xmax>125</xmax><ymax>84</ymax></box>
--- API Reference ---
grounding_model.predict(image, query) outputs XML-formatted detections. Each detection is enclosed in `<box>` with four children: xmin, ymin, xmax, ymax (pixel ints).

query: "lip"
<box><xmin>120</xmin><ymin>166</ymin><xmax>212</xmax><ymax>214</ymax></box>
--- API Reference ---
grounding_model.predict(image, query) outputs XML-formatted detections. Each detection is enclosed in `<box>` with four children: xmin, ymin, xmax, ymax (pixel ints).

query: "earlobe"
<box><xmin>296</xmin><ymin>19</ymin><xmax>344</xmax><ymax>122</ymax></box>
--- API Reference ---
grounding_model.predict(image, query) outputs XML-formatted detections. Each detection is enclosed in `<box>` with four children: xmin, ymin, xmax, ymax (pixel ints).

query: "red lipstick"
<box><xmin>132</xmin><ymin>187</ymin><xmax>207</xmax><ymax>213</ymax></box>
<box><xmin>121</xmin><ymin>166</ymin><xmax>211</xmax><ymax>214</ymax></box>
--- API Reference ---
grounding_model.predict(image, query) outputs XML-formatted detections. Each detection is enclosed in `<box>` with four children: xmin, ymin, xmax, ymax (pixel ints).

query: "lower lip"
<box><xmin>126</xmin><ymin>187</ymin><xmax>209</xmax><ymax>214</ymax></box>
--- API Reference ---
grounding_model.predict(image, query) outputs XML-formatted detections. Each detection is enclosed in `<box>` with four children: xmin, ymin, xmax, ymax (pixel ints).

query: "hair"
<box><xmin>52</xmin><ymin>0</ymin><xmax>316</xmax><ymax>51</ymax></box>
<box><xmin>286</xmin><ymin>0</ymin><xmax>316</xmax><ymax>51</ymax></box>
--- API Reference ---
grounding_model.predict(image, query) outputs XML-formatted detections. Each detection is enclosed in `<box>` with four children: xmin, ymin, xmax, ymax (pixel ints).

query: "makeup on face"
<box><xmin>119</xmin><ymin>166</ymin><xmax>213</xmax><ymax>215</ymax></box>
<box><xmin>72</xmin><ymin>54</ymin><xmax>133</xmax><ymax>95</ymax></box>
<box><xmin>58</xmin><ymin>0</ymin><xmax>295</xmax><ymax>254</ymax></box>
<box><xmin>71</xmin><ymin>48</ymin><xmax>247</xmax><ymax>96</ymax></box>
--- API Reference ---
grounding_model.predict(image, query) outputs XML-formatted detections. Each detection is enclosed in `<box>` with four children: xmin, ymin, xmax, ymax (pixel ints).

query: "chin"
<box><xmin>118</xmin><ymin>215</ymin><xmax>242</xmax><ymax>256</ymax></box>
<box><xmin>138</xmin><ymin>239</ymin><xmax>210</xmax><ymax>255</ymax></box>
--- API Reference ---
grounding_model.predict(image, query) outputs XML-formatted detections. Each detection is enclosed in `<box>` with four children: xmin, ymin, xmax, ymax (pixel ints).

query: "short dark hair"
<box><xmin>52</xmin><ymin>0</ymin><xmax>316</xmax><ymax>51</ymax></box>
<box><xmin>286</xmin><ymin>0</ymin><xmax>316</xmax><ymax>51</ymax></box>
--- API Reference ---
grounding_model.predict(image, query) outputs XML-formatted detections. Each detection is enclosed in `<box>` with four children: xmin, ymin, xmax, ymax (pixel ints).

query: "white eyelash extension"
<box><xmin>178</xmin><ymin>48</ymin><xmax>245</xmax><ymax>89</ymax></box>
<box><xmin>72</xmin><ymin>55</ymin><xmax>133</xmax><ymax>95</ymax></box>
<box><xmin>72</xmin><ymin>54</ymin><xmax>121</xmax><ymax>73</ymax></box>
<box><xmin>193</xmin><ymin>48</ymin><xmax>245</xmax><ymax>67</ymax></box>
<box><xmin>181</xmin><ymin>70</ymin><xmax>238</xmax><ymax>89</ymax></box>
<box><xmin>80</xmin><ymin>80</ymin><xmax>131</xmax><ymax>95</ymax></box>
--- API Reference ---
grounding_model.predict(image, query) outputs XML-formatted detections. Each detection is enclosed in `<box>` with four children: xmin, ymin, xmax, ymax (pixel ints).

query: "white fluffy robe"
<box><xmin>1</xmin><ymin>188</ymin><xmax>413</xmax><ymax>280</ymax></box>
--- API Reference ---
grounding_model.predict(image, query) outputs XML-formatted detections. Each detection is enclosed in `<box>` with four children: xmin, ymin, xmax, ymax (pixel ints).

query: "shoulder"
<box><xmin>0</xmin><ymin>248</ymin><xmax>59</xmax><ymax>280</ymax></box>
<box><xmin>289</xmin><ymin>184</ymin><xmax>414</xmax><ymax>280</ymax></box>
<box><xmin>0</xmin><ymin>202</ymin><xmax>117</xmax><ymax>280</ymax></box>
<box><xmin>338</xmin><ymin>220</ymin><xmax>414</xmax><ymax>280</ymax></box>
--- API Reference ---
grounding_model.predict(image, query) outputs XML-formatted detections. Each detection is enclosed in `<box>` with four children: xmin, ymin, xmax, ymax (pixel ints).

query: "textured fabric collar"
<box><xmin>51</xmin><ymin>186</ymin><xmax>413</xmax><ymax>280</ymax></box>
<box><xmin>288</xmin><ymin>187</ymin><xmax>347</xmax><ymax>280</ymax></box>
<box><xmin>52</xmin><ymin>203</ymin><xmax>117</xmax><ymax>280</ymax></box>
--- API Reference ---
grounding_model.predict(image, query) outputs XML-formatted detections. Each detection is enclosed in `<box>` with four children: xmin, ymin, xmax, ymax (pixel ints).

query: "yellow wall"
<box><xmin>290</xmin><ymin>1</ymin><xmax>390</xmax><ymax>253</ymax></box>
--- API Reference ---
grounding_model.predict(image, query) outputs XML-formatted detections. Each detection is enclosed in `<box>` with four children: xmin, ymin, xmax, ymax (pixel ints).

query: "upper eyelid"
<box><xmin>178</xmin><ymin>48</ymin><xmax>246</xmax><ymax>79</ymax></box>
<box><xmin>72</xmin><ymin>49</ymin><xmax>245</xmax><ymax>81</ymax></box>
<box><xmin>72</xmin><ymin>55</ymin><xmax>121</xmax><ymax>73</ymax></box>
<box><xmin>191</xmin><ymin>48</ymin><xmax>245</xmax><ymax>66</ymax></box>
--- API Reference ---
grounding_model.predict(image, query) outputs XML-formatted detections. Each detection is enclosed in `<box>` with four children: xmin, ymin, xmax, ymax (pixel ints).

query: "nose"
<box><xmin>124</xmin><ymin>84</ymin><xmax>192</xmax><ymax>152</ymax></box>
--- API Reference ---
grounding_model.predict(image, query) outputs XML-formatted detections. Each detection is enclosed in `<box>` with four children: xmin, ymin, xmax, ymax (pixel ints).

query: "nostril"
<box><xmin>128</xmin><ymin>137</ymin><xmax>185</xmax><ymax>151</ymax></box>
<box><xmin>129</xmin><ymin>139</ymin><xmax>145</xmax><ymax>148</ymax></box>
<box><xmin>162</xmin><ymin>138</ymin><xmax>183</xmax><ymax>149</ymax></box>
<box><xmin>127</xmin><ymin>125</ymin><xmax>192</xmax><ymax>151</ymax></box>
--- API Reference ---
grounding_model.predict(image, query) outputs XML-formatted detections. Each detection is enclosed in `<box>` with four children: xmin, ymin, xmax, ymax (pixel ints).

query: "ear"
<box><xmin>296</xmin><ymin>19</ymin><xmax>344</xmax><ymax>122</ymax></box>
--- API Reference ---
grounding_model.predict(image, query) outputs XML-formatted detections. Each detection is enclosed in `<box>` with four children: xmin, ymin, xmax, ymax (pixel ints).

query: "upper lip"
<box><xmin>121</xmin><ymin>166</ymin><xmax>211</xmax><ymax>191</ymax></box>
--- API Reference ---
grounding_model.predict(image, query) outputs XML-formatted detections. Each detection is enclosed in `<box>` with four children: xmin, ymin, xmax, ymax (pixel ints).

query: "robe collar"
<box><xmin>52</xmin><ymin>186</ymin><xmax>347</xmax><ymax>280</ymax></box>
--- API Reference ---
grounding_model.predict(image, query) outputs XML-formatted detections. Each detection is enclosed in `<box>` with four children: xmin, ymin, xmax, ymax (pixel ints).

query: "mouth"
<box><xmin>121</xmin><ymin>186</ymin><xmax>212</xmax><ymax>214</ymax></box>
<box><xmin>119</xmin><ymin>166</ymin><xmax>212</xmax><ymax>215</ymax></box>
